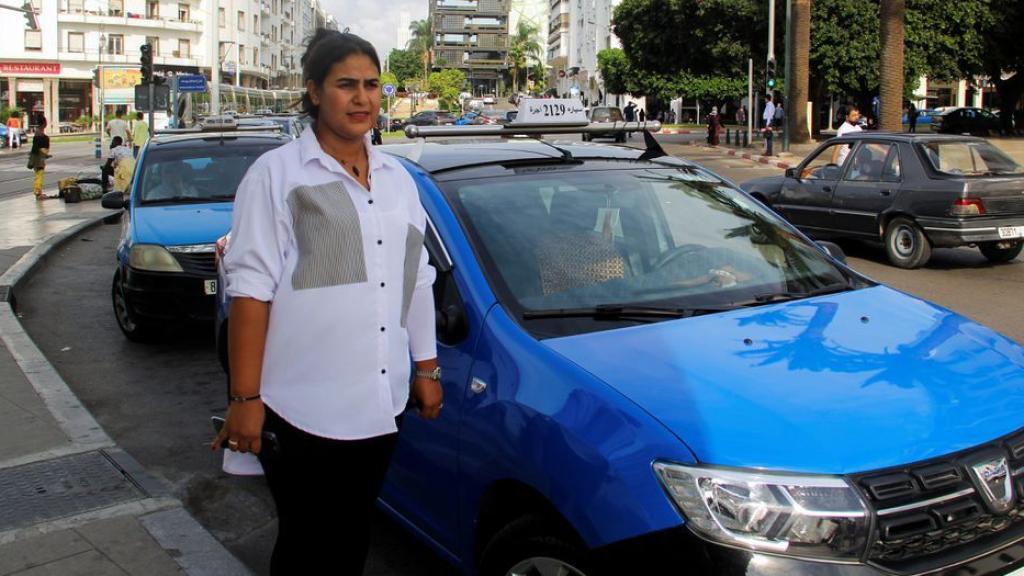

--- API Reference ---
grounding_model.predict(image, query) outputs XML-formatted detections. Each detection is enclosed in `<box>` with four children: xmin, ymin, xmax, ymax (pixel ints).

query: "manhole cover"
<box><xmin>0</xmin><ymin>451</ymin><xmax>146</xmax><ymax>531</ymax></box>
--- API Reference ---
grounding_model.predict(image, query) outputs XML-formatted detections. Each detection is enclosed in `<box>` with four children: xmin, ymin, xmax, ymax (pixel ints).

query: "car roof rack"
<box><xmin>155</xmin><ymin>115</ymin><xmax>284</xmax><ymax>135</ymax></box>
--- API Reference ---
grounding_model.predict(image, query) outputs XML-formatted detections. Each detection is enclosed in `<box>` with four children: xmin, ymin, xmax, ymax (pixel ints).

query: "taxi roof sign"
<box><xmin>513</xmin><ymin>98</ymin><xmax>588</xmax><ymax>126</ymax></box>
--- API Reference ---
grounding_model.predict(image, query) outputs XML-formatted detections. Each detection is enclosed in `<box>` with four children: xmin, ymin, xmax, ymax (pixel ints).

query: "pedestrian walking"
<box><xmin>707</xmin><ymin>106</ymin><xmax>721</xmax><ymax>146</ymax></box>
<box><xmin>6</xmin><ymin>113</ymin><xmax>21</xmax><ymax>149</ymax></box>
<box><xmin>106</xmin><ymin>109</ymin><xmax>130</xmax><ymax>150</ymax></box>
<box><xmin>736</xmin><ymin>105</ymin><xmax>746</xmax><ymax>126</ymax></box>
<box><xmin>638</xmin><ymin>108</ymin><xmax>646</xmax><ymax>123</ymax></box>
<box><xmin>624</xmin><ymin>102</ymin><xmax>636</xmax><ymax>122</ymax></box>
<box><xmin>773</xmin><ymin>101</ymin><xmax>785</xmax><ymax>131</ymax></box>
<box><xmin>131</xmin><ymin>112</ymin><xmax>149</xmax><ymax>157</ymax></box>
<box><xmin>907</xmin><ymin>101</ymin><xmax>918</xmax><ymax>133</ymax></box>
<box><xmin>831</xmin><ymin>105</ymin><xmax>863</xmax><ymax>166</ymax></box>
<box><xmin>211</xmin><ymin>29</ymin><xmax>441</xmax><ymax>576</ymax></box>
<box><xmin>762</xmin><ymin>94</ymin><xmax>776</xmax><ymax>130</ymax></box>
<box><xmin>27</xmin><ymin>117</ymin><xmax>50</xmax><ymax>200</ymax></box>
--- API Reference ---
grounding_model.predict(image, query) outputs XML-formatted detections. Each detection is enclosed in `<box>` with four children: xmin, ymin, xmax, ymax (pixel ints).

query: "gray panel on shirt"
<box><xmin>401</xmin><ymin>224</ymin><xmax>424</xmax><ymax>327</ymax></box>
<box><xmin>287</xmin><ymin>182</ymin><xmax>368</xmax><ymax>290</ymax></box>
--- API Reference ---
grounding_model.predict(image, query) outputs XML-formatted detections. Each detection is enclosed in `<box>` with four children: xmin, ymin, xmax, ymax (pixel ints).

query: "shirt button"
<box><xmin>380</xmin><ymin>326</ymin><xmax>386</xmax><ymax>332</ymax></box>
<box><xmin>381</xmin><ymin>369</ymin><xmax>387</xmax><ymax>374</ymax></box>
<box><xmin>368</xmin><ymin>199</ymin><xmax>374</xmax><ymax>205</ymax></box>
<box><xmin>380</xmin><ymin>282</ymin><xmax>385</xmax><ymax>288</ymax></box>
<box><xmin>377</xmin><ymin>240</ymin><xmax>382</xmax><ymax>245</ymax></box>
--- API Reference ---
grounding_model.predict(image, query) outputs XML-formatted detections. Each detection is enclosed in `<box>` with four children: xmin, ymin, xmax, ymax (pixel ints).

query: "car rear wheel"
<box><xmin>480</xmin><ymin>515</ymin><xmax>592</xmax><ymax>576</ymax></box>
<box><xmin>979</xmin><ymin>240</ymin><xmax>1023</xmax><ymax>263</ymax></box>
<box><xmin>111</xmin><ymin>271</ymin><xmax>156</xmax><ymax>342</ymax></box>
<box><xmin>884</xmin><ymin>217</ymin><xmax>931</xmax><ymax>269</ymax></box>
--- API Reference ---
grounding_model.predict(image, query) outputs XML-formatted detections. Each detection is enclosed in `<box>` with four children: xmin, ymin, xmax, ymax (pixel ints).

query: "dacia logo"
<box><xmin>968</xmin><ymin>455</ymin><xmax>1015</xmax><ymax>514</ymax></box>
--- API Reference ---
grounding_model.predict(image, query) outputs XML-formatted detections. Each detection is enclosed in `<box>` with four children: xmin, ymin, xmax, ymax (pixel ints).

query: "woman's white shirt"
<box><xmin>223</xmin><ymin>128</ymin><xmax>437</xmax><ymax>440</ymax></box>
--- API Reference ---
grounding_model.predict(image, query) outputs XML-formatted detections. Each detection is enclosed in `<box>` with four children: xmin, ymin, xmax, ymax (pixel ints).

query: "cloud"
<box><xmin>321</xmin><ymin>0</ymin><xmax>428</xmax><ymax>57</ymax></box>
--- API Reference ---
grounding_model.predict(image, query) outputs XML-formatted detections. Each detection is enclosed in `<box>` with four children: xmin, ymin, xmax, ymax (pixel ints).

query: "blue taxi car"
<box><xmin>102</xmin><ymin>128</ymin><xmax>289</xmax><ymax>341</ymax></box>
<box><xmin>220</xmin><ymin>123</ymin><xmax>1024</xmax><ymax>576</ymax></box>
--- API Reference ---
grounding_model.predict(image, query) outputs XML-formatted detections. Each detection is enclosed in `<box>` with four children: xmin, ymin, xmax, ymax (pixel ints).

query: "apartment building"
<box><xmin>0</xmin><ymin>0</ymin><xmax>333</xmax><ymax>126</ymax></box>
<box><xmin>430</xmin><ymin>0</ymin><xmax>510</xmax><ymax>95</ymax></box>
<box><xmin>547</xmin><ymin>0</ymin><xmax>621</xmax><ymax>104</ymax></box>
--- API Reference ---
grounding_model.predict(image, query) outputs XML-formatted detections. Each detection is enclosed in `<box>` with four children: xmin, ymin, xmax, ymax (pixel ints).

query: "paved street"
<box><xmin>0</xmin><ymin>141</ymin><xmax>100</xmax><ymax>202</ymax></box>
<box><xmin>4</xmin><ymin>132</ymin><xmax>1023</xmax><ymax>575</ymax></box>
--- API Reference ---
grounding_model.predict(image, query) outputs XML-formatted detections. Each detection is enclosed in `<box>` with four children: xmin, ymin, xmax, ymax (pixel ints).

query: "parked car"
<box><xmin>235</xmin><ymin>115</ymin><xmax>303</xmax><ymax>139</ymax></box>
<box><xmin>101</xmin><ymin>127</ymin><xmax>289</xmax><ymax>341</ymax></box>
<box><xmin>741</xmin><ymin>133</ymin><xmax>1024</xmax><ymax>268</ymax></box>
<box><xmin>583</xmin><ymin>106</ymin><xmax>626</xmax><ymax>142</ymax></box>
<box><xmin>932</xmin><ymin>107</ymin><xmax>1002</xmax><ymax>136</ymax></box>
<box><xmin>402</xmin><ymin>110</ymin><xmax>457</xmax><ymax>128</ymax></box>
<box><xmin>482</xmin><ymin>94</ymin><xmax>496</xmax><ymax>105</ymax></box>
<box><xmin>455</xmin><ymin>111</ymin><xmax>493</xmax><ymax>126</ymax></box>
<box><xmin>903</xmin><ymin>107</ymin><xmax>941</xmax><ymax>126</ymax></box>
<box><xmin>217</xmin><ymin>125</ymin><xmax>1024</xmax><ymax>576</ymax></box>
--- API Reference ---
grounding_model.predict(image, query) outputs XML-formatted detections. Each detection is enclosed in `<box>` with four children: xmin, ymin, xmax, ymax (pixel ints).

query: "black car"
<box><xmin>932</xmin><ymin>107</ymin><xmax>1002</xmax><ymax>136</ymax></box>
<box><xmin>742</xmin><ymin>133</ymin><xmax>1024</xmax><ymax>268</ymax></box>
<box><xmin>584</xmin><ymin>106</ymin><xmax>626</xmax><ymax>142</ymax></box>
<box><xmin>402</xmin><ymin>110</ymin><xmax>457</xmax><ymax>128</ymax></box>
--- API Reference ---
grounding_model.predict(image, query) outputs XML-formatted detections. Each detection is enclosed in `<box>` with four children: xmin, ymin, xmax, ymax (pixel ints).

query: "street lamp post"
<box><xmin>96</xmin><ymin>33</ymin><xmax>106</xmax><ymax>158</ymax></box>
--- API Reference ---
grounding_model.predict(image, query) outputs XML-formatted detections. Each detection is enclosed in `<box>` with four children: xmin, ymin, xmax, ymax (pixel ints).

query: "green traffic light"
<box><xmin>767</xmin><ymin>79</ymin><xmax>776</xmax><ymax>88</ymax></box>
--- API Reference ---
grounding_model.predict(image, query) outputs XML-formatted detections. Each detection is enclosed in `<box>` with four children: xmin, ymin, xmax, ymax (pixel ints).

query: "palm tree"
<box><xmin>789</xmin><ymin>0</ymin><xmax>811</xmax><ymax>143</ymax></box>
<box><xmin>407</xmin><ymin>17</ymin><xmax>433</xmax><ymax>80</ymax></box>
<box><xmin>507</xmin><ymin>21</ymin><xmax>542</xmax><ymax>94</ymax></box>
<box><xmin>878</xmin><ymin>0</ymin><xmax>905</xmax><ymax>132</ymax></box>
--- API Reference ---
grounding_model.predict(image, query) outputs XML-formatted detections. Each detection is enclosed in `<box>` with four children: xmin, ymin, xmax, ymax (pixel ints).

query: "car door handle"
<box><xmin>822</xmin><ymin>186</ymin><xmax>832</xmax><ymax>193</ymax></box>
<box><xmin>470</xmin><ymin>378</ymin><xmax>488</xmax><ymax>394</ymax></box>
<box><xmin>880</xmin><ymin>189</ymin><xmax>892</xmax><ymax>196</ymax></box>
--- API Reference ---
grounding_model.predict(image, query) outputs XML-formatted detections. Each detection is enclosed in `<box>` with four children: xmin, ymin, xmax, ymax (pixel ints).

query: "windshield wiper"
<box><xmin>749</xmin><ymin>281</ymin><xmax>852</xmax><ymax>305</ymax></box>
<box><xmin>522</xmin><ymin>303</ymin><xmax>733</xmax><ymax>321</ymax></box>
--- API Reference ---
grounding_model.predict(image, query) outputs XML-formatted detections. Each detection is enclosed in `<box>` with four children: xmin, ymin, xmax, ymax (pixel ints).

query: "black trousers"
<box><xmin>257</xmin><ymin>407</ymin><xmax>401</xmax><ymax>575</ymax></box>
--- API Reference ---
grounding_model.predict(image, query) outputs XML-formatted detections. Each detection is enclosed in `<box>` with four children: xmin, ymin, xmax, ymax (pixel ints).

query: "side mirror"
<box><xmin>785</xmin><ymin>167</ymin><xmax>798</xmax><ymax>179</ymax></box>
<box><xmin>101</xmin><ymin>191</ymin><xmax>127</xmax><ymax>210</ymax></box>
<box><xmin>817</xmin><ymin>241</ymin><xmax>847</xmax><ymax>264</ymax></box>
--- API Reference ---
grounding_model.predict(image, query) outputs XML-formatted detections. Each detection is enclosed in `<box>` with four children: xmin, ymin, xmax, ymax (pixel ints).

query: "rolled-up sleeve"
<box><xmin>406</xmin><ymin>212</ymin><xmax>437</xmax><ymax>362</ymax></box>
<box><xmin>224</xmin><ymin>161</ymin><xmax>288</xmax><ymax>302</ymax></box>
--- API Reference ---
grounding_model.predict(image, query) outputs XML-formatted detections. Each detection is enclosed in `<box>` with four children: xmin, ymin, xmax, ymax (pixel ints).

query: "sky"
<box><xmin>322</xmin><ymin>0</ymin><xmax>428</xmax><ymax>58</ymax></box>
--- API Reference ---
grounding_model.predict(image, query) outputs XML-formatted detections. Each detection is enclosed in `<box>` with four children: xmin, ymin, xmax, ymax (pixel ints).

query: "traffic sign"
<box><xmin>176</xmin><ymin>74</ymin><xmax>208</xmax><ymax>93</ymax></box>
<box><xmin>383</xmin><ymin>83</ymin><xmax>396</xmax><ymax>97</ymax></box>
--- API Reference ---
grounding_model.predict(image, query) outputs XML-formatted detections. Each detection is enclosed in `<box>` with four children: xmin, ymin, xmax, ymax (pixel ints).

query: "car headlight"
<box><xmin>129</xmin><ymin>244</ymin><xmax>184</xmax><ymax>273</ymax></box>
<box><xmin>653</xmin><ymin>462</ymin><xmax>869</xmax><ymax>561</ymax></box>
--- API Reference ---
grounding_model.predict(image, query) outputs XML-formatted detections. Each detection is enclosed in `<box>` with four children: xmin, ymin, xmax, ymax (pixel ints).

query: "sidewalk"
<box><xmin>0</xmin><ymin>193</ymin><xmax>249</xmax><ymax>575</ymax></box>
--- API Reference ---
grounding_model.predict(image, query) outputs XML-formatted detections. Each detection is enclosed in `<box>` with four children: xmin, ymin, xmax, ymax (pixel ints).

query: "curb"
<box><xmin>689</xmin><ymin>142</ymin><xmax>796</xmax><ymax>170</ymax></box>
<box><xmin>0</xmin><ymin>212</ymin><xmax>251</xmax><ymax>576</ymax></box>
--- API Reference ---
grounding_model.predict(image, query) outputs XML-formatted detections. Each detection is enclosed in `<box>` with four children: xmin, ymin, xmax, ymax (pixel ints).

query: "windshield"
<box><xmin>138</xmin><ymin>142</ymin><xmax>280</xmax><ymax>204</ymax></box>
<box><xmin>919</xmin><ymin>141</ymin><xmax>1024</xmax><ymax>176</ymax></box>
<box><xmin>591</xmin><ymin>108</ymin><xmax>624</xmax><ymax>122</ymax></box>
<box><xmin>444</xmin><ymin>168</ymin><xmax>856</xmax><ymax>332</ymax></box>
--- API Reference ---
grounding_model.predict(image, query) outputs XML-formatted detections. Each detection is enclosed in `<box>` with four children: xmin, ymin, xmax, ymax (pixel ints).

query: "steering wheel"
<box><xmin>652</xmin><ymin>243</ymin><xmax>707</xmax><ymax>271</ymax></box>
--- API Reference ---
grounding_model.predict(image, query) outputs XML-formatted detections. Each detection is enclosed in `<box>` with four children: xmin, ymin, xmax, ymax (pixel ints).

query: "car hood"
<box><xmin>133</xmin><ymin>202</ymin><xmax>233</xmax><ymax>247</ymax></box>
<box><xmin>543</xmin><ymin>286</ymin><xmax>1024</xmax><ymax>474</ymax></box>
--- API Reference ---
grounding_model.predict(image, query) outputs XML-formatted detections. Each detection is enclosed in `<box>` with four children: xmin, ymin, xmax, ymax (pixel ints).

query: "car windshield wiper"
<box><xmin>748</xmin><ymin>281</ymin><xmax>852</xmax><ymax>305</ymax></box>
<box><xmin>522</xmin><ymin>303</ymin><xmax>734</xmax><ymax>321</ymax></box>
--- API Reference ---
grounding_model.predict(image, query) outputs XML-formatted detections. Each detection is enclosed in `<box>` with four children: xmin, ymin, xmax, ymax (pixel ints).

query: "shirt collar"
<box><xmin>299</xmin><ymin>126</ymin><xmax>391</xmax><ymax>174</ymax></box>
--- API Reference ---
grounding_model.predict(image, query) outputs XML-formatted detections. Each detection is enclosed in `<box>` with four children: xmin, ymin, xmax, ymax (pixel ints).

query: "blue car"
<box><xmin>220</xmin><ymin>126</ymin><xmax>1024</xmax><ymax>576</ymax></box>
<box><xmin>102</xmin><ymin>128</ymin><xmax>289</xmax><ymax>341</ymax></box>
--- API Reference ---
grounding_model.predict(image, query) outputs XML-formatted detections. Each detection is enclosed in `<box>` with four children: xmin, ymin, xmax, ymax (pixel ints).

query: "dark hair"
<box><xmin>300</xmin><ymin>29</ymin><xmax>381</xmax><ymax>119</ymax></box>
<box><xmin>847</xmin><ymin>105</ymin><xmax>860</xmax><ymax>114</ymax></box>
<box><xmin>116</xmin><ymin>109</ymin><xmax>124</xmax><ymax>117</ymax></box>
<box><xmin>137</xmin><ymin>112</ymin><xmax>144</xmax><ymax>119</ymax></box>
<box><xmin>111</xmin><ymin>136</ymin><xmax>123</xmax><ymax>147</ymax></box>
<box><xmin>765</xmin><ymin>94</ymin><xmax>773</xmax><ymax>102</ymax></box>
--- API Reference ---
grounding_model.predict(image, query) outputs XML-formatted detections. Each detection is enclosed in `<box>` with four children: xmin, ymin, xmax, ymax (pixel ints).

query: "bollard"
<box><xmin>726</xmin><ymin>129</ymin><xmax>732</xmax><ymax>145</ymax></box>
<box><xmin>742</xmin><ymin>129</ymin><xmax>749</xmax><ymax>148</ymax></box>
<box><xmin>95</xmin><ymin>136</ymin><xmax>102</xmax><ymax>159</ymax></box>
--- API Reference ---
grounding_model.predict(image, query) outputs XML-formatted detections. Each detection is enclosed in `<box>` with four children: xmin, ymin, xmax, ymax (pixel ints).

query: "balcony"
<box><xmin>57</xmin><ymin>10</ymin><xmax>203</xmax><ymax>32</ymax></box>
<box><xmin>260</xmin><ymin>2</ymin><xmax>270</xmax><ymax>15</ymax></box>
<box><xmin>58</xmin><ymin>50</ymin><xmax>201</xmax><ymax>68</ymax></box>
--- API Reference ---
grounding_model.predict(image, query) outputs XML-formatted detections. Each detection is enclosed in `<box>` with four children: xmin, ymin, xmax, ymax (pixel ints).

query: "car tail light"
<box><xmin>951</xmin><ymin>197</ymin><xmax>985</xmax><ymax>216</ymax></box>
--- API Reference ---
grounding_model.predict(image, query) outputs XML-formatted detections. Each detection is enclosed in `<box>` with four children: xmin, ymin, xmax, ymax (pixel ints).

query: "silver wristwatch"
<box><xmin>415</xmin><ymin>367</ymin><xmax>442</xmax><ymax>381</ymax></box>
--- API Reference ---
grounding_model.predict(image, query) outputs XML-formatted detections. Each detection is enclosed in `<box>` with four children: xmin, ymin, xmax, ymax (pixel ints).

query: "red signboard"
<box><xmin>0</xmin><ymin>62</ymin><xmax>61</xmax><ymax>75</ymax></box>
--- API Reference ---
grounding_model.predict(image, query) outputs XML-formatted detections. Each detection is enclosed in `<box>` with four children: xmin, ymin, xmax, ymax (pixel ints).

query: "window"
<box><xmin>177</xmin><ymin>3</ymin><xmax>189</xmax><ymax>20</ymax></box>
<box><xmin>25</xmin><ymin>30</ymin><xmax>42</xmax><ymax>50</ymax></box>
<box><xmin>252</xmin><ymin>47</ymin><xmax>258</xmax><ymax>65</ymax></box>
<box><xmin>139</xmin><ymin>144</ymin><xmax>282</xmax><ymax>204</ymax></box>
<box><xmin>68</xmin><ymin>31</ymin><xmax>84</xmax><ymax>53</ymax></box>
<box><xmin>239</xmin><ymin>43</ymin><xmax>246</xmax><ymax>65</ymax></box>
<box><xmin>271</xmin><ymin>54</ymin><xmax>277</xmax><ymax>69</ymax></box>
<box><xmin>147</xmin><ymin>1</ymin><xmax>158</xmax><ymax>18</ymax></box>
<box><xmin>919</xmin><ymin>141</ymin><xmax>1024</xmax><ymax>177</ymax></box>
<box><xmin>218</xmin><ymin>7</ymin><xmax>225</xmax><ymax>27</ymax></box>
<box><xmin>146</xmin><ymin>36</ymin><xmax>160</xmax><ymax>55</ymax></box>
<box><xmin>238</xmin><ymin>10</ymin><xmax>245</xmax><ymax>30</ymax></box>
<box><xmin>178</xmin><ymin>38</ymin><xmax>190</xmax><ymax>58</ymax></box>
<box><xmin>108</xmin><ymin>34</ymin><xmax>124</xmax><ymax>55</ymax></box>
<box><xmin>108</xmin><ymin>0</ymin><xmax>123</xmax><ymax>15</ymax></box>
<box><xmin>67</xmin><ymin>0</ymin><xmax>83</xmax><ymax>12</ymax></box>
<box><xmin>845</xmin><ymin>143</ymin><xmax>891</xmax><ymax>182</ymax></box>
<box><xmin>798</xmin><ymin>142</ymin><xmax>852</xmax><ymax>180</ymax></box>
<box><xmin>253</xmin><ymin>14</ymin><xmax>258</xmax><ymax>31</ymax></box>
<box><xmin>271</xmin><ymin>25</ymin><xmax>276</xmax><ymax>41</ymax></box>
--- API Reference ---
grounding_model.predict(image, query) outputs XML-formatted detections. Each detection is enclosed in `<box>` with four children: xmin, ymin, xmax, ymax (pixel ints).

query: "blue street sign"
<box><xmin>176</xmin><ymin>75</ymin><xmax>208</xmax><ymax>93</ymax></box>
<box><xmin>383</xmin><ymin>83</ymin><xmax>396</xmax><ymax>96</ymax></box>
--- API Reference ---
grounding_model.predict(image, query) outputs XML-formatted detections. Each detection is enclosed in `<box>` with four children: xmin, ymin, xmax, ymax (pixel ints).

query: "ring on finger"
<box><xmin>228</xmin><ymin>439</ymin><xmax>239</xmax><ymax>448</ymax></box>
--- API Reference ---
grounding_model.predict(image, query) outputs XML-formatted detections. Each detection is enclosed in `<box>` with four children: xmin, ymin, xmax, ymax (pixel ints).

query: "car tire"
<box><xmin>979</xmin><ymin>240</ymin><xmax>1023</xmax><ymax>263</ymax></box>
<box><xmin>479</xmin><ymin>515</ymin><xmax>592</xmax><ymax>576</ymax></box>
<box><xmin>884</xmin><ymin>217</ymin><xmax>932</xmax><ymax>269</ymax></box>
<box><xmin>111</xmin><ymin>271</ymin><xmax>156</xmax><ymax>342</ymax></box>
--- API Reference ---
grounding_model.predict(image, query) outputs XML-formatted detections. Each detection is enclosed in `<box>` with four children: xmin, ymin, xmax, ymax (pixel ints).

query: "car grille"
<box><xmin>171</xmin><ymin>252</ymin><xmax>217</xmax><ymax>276</ymax></box>
<box><xmin>985</xmin><ymin>196</ymin><xmax>1024</xmax><ymax>216</ymax></box>
<box><xmin>851</xmin><ymin>430</ymin><xmax>1024</xmax><ymax>571</ymax></box>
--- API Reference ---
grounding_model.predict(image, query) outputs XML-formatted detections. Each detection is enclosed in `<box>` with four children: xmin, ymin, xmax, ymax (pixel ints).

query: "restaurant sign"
<box><xmin>0</xmin><ymin>62</ymin><xmax>61</xmax><ymax>75</ymax></box>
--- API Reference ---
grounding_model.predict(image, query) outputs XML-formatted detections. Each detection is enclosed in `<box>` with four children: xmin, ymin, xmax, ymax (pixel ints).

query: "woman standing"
<box><xmin>211</xmin><ymin>29</ymin><xmax>441</xmax><ymax>575</ymax></box>
<box><xmin>28</xmin><ymin>117</ymin><xmax>50</xmax><ymax>199</ymax></box>
<box><xmin>707</xmin><ymin>106</ymin><xmax>721</xmax><ymax>146</ymax></box>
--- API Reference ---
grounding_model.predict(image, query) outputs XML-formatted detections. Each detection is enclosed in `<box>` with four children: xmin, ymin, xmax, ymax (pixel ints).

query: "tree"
<box><xmin>387</xmin><ymin>49</ymin><xmax>422</xmax><ymax>90</ymax></box>
<box><xmin>407</xmin><ymin>18</ymin><xmax>433</xmax><ymax>80</ymax></box>
<box><xmin>428</xmin><ymin>68</ymin><xmax>466</xmax><ymax>111</ymax></box>
<box><xmin>597</xmin><ymin>48</ymin><xmax>631</xmax><ymax>96</ymax></box>
<box><xmin>788</xmin><ymin>0</ymin><xmax>811</xmax><ymax>142</ymax></box>
<box><xmin>977</xmin><ymin>0</ymin><xmax>1024</xmax><ymax>132</ymax></box>
<box><xmin>879</xmin><ymin>0</ymin><xmax>905</xmax><ymax>131</ymax></box>
<box><xmin>507</xmin><ymin>21</ymin><xmax>542</xmax><ymax>94</ymax></box>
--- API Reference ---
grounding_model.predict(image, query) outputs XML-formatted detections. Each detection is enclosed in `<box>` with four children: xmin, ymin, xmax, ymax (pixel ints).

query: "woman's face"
<box><xmin>309</xmin><ymin>53</ymin><xmax>381</xmax><ymax>141</ymax></box>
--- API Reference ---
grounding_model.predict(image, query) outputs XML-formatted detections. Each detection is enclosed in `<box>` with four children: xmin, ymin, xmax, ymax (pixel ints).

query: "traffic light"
<box><xmin>22</xmin><ymin>1</ymin><xmax>38</xmax><ymax>30</ymax></box>
<box><xmin>140</xmin><ymin>43</ymin><xmax>153</xmax><ymax>83</ymax></box>
<box><xmin>766</xmin><ymin>57</ymin><xmax>777</xmax><ymax>91</ymax></box>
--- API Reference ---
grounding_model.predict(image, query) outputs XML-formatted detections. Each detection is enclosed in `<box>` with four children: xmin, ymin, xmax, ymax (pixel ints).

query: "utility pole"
<box><xmin>208</xmin><ymin>3</ymin><xmax>220</xmax><ymax>116</ymax></box>
<box><xmin>768</xmin><ymin>0</ymin><xmax>776</xmax><ymax>63</ymax></box>
<box><xmin>783</xmin><ymin>0</ymin><xmax>792</xmax><ymax>152</ymax></box>
<box><xmin>748</xmin><ymin>58</ymin><xmax>754</xmax><ymax>146</ymax></box>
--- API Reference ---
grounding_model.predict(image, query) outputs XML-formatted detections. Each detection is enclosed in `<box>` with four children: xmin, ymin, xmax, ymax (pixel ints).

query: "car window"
<box><xmin>800</xmin><ymin>143</ymin><xmax>851</xmax><ymax>180</ymax></box>
<box><xmin>919</xmin><ymin>141</ymin><xmax>1024</xmax><ymax>176</ymax></box>
<box><xmin>882</xmin><ymin>146</ymin><xmax>901</xmax><ymax>182</ymax></box>
<box><xmin>138</xmin><ymin>141</ymin><xmax>281</xmax><ymax>204</ymax></box>
<box><xmin>443</xmin><ymin>168</ymin><xmax>849</xmax><ymax>330</ymax></box>
<box><xmin>845</xmin><ymin>143</ymin><xmax>891</xmax><ymax>182</ymax></box>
